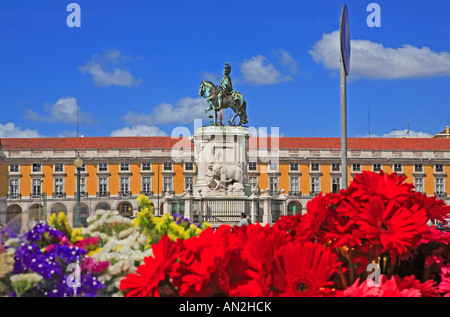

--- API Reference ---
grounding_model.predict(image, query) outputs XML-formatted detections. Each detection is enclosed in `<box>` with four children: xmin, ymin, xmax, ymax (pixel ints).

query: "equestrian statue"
<box><xmin>199</xmin><ymin>63</ymin><xmax>248</xmax><ymax>126</ymax></box>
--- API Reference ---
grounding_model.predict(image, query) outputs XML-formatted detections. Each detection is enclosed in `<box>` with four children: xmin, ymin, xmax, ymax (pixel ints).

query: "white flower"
<box><xmin>10</xmin><ymin>273</ymin><xmax>43</xmax><ymax>285</ymax></box>
<box><xmin>4</xmin><ymin>238</ymin><xmax>20</xmax><ymax>247</ymax></box>
<box><xmin>118</xmin><ymin>226</ymin><xmax>139</xmax><ymax>239</ymax></box>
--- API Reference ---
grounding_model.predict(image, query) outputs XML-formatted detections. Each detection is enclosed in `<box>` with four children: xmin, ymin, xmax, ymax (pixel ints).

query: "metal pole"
<box><xmin>157</xmin><ymin>164</ymin><xmax>160</xmax><ymax>215</ymax></box>
<box><xmin>340</xmin><ymin>58</ymin><xmax>348</xmax><ymax>189</ymax></box>
<box><xmin>39</xmin><ymin>182</ymin><xmax>42</xmax><ymax>222</ymax></box>
<box><xmin>74</xmin><ymin>167</ymin><xmax>82</xmax><ymax>227</ymax></box>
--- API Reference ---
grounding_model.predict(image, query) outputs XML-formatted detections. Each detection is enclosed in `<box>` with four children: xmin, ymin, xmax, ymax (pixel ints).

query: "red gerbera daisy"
<box><xmin>175</xmin><ymin>225</ymin><xmax>241</xmax><ymax>297</ymax></box>
<box><xmin>438</xmin><ymin>264</ymin><xmax>450</xmax><ymax>296</ymax></box>
<box><xmin>343</xmin><ymin>277</ymin><xmax>380</xmax><ymax>297</ymax></box>
<box><xmin>346</xmin><ymin>171</ymin><xmax>414</xmax><ymax>205</ymax></box>
<box><xmin>416</xmin><ymin>227</ymin><xmax>450</xmax><ymax>247</ymax></box>
<box><xmin>292</xmin><ymin>193</ymin><xmax>329</xmax><ymax>242</ymax></box>
<box><xmin>409</xmin><ymin>191</ymin><xmax>450</xmax><ymax>224</ymax></box>
<box><xmin>274</xmin><ymin>213</ymin><xmax>302</xmax><ymax>237</ymax></box>
<box><xmin>120</xmin><ymin>234</ymin><xmax>184</xmax><ymax>297</ymax></box>
<box><xmin>344</xmin><ymin>275</ymin><xmax>422</xmax><ymax>297</ymax></box>
<box><xmin>399</xmin><ymin>275</ymin><xmax>440</xmax><ymax>297</ymax></box>
<box><xmin>379</xmin><ymin>275</ymin><xmax>421</xmax><ymax>297</ymax></box>
<box><xmin>339</xmin><ymin>196</ymin><xmax>418</xmax><ymax>257</ymax></box>
<box><xmin>319</xmin><ymin>206</ymin><xmax>363</xmax><ymax>249</ymax></box>
<box><xmin>232</xmin><ymin>223</ymin><xmax>292</xmax><ymax>296</ymax></box>
<box><xmin>271</xmin><ymin>241</ymin><xmax>340</xmax><ymax>297</ymax></box>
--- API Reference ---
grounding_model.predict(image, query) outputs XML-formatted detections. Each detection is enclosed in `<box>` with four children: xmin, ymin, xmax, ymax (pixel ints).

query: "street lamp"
<box><xmin>74</xmin><ymin>153</ymin><xmax>84</xmax><ymax>227</ymax></box>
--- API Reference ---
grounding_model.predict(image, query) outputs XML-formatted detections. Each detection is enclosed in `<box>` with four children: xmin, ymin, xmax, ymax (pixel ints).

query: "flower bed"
<box><xmin>0</xmin><ymin>195</ymin><xmax>211</xmax><ymax>297</ymax></box>
<box><xmin>2</xmin><ymin>172</ymin><xmax>450</xmax><ymax>297</ymax></box>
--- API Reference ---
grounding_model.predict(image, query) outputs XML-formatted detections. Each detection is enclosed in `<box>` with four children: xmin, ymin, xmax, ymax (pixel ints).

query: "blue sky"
<box><xmin>1</xmin><ymin>0</ymin><xmax>450</xmax><ymax>139</ymax></box>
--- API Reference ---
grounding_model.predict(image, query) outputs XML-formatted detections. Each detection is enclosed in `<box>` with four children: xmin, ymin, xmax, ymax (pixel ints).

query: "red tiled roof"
<box><xmin>1</xmin><ymin>136</ymin><xmax>450</xmax><ymax>151</ymax></box>
<box><xmin>251</xmin><ymin>137</ymin><xmax>450</xmax><ymax>151</ymax></box>
<box><xmin>0</xmin><ymin>137</ymin><xmax>192</xmax><ymax>150</ymax></box>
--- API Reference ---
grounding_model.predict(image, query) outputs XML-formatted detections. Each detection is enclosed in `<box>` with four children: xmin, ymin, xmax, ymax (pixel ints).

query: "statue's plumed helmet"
<box><xmin>224</xmin><ymin>62</ymin><xmax>231</xmax><ymax>74</ymax></box>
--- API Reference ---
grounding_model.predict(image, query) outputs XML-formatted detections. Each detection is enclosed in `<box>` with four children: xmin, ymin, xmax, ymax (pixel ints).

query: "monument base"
<box><xmin>191</xmin><ymin>125</ymin><xmax>251</xmax><ymax>198</ymax></box>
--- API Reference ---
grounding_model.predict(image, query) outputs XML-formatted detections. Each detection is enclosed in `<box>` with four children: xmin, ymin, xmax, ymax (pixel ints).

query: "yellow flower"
<box><xmin>71</xmin><ymin>228</ymin><xmax>83</xmax><ymax>243</ymax></box>
<box><xmin>49</xmin><ymin>212</ymin><xmax>72</xmax><ymax>238</ymax></box>
<box><xmin>87</xmin><ymin>248</ymin><xmax>102</xmax><ymax>257</ymax></box>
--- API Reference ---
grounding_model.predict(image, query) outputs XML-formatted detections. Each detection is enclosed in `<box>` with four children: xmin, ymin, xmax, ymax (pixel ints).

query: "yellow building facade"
<box><xmin>0</xmin><ymin>136</ymin><xmax>449</xmax><ymax>225</ymax></box>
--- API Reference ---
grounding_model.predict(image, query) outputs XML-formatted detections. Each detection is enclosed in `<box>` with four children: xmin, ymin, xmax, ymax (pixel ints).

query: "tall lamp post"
<box><xmin>74</xmin><ymin>153</ymin><xmax>84</xmax><ymax>228</ymax></box>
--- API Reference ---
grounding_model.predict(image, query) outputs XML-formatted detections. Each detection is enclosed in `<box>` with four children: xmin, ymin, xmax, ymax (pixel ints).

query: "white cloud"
<box><xmin>0</xmin><ymin>122</ymin><xmax>43</xmax><ymax>138</ymax></box>
<box><xmin>359</xmin><ymin>129</ymin><xmax>433</xmax><ymax>138</ymax></box>
<box><xmin>276</xmin><ymin>49</ymin><xmax>299</xmax><ymax>74</ymax></box>
<box><xmin>240</xmin><ymin>55</ymin><xmax>293</xmax><ymax>85</ymax></box>
<box><xmin>122</xmin><ymin>97</ymin><xmax>209</xmax><ymax>126</ymax></box>
<box><xmin>79</xmin><ymin>49</ymin><xmax>141</xmax><ymax>87</ymax></box>
<box><xmin>310</xmin><ymin>30</ymin><xmax>450</xmax><ymax>79</ymax></box>
<box><xmin>110</xmin><ymin>125</ymin><xmax>168</xmax><ymax>137</ymax></box>
<box><xmin>24</xmin><ymin>96</ymin><xmax>94</xmax><ymax>125</ymax></box>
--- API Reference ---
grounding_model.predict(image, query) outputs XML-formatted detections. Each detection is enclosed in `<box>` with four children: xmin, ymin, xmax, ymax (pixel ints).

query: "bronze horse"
<box><xmin>199</xmin><ymin>81</ymin><xmax>248</xmax><ymax>126</ymax></box>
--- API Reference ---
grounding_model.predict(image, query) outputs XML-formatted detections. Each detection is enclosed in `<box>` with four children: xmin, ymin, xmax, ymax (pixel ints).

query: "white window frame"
<box><xmin>269</xmin><ymin>161</ymin><xmax>279</xmax><ymax>171</ymax></box>
<box><xmin>311</xmin><ymin>163</ymin><xmax>320</xmax><ymax>171</ymax></box>
<box><xmin>290</xmin><ymin>162</ymin><xmax>299</xmax><ymax>171</ymax></box>
<box><xmin>248</xmin><ymin>162</ymin><xmax>258</xmax><ymax>171</ymax></box>
<box><xmin>142</xmin><ymin>176</ymin><xmax>152</xmax><ymax>193</ymax></box>
<box><xmin>80</xmin><ymin>177</ymin><xmax>87</xmax><ymax>194</ymax></box>
<box><xmin>32</xmin><ymin>163</ymin><xmax>42</xmax><ymax>173</ymax></box>
<box><xmin>290</xmin><ymin>176</ymin><xmax>299</xmax><ymax>193</ymax></box>
<box><xmin>54</xmin><ymin>178</ymin><xmax>64</xmax><ymax>194</ymax></box>
<box><xmin>98</xmin><ymin>177</ymin><xmax>108</xmax><ymax>194</ymax></box>
<box><xmin>332</xmin><ymin>163</ymin><xmax>341</xmax><ymax>172</ymax></box>
<box><xmin>120</xmin><ymin>177</ymin><xmax>130</xmax><ymax>193</ymax></box>
<box><xmin>9</xmin><ymin>179</ymin><xmax>20</xmax><ymax>197</ymax></box>
<box><xmin>414</xmin><ymin>178</ymin><xmax>424</xmax><ymax>193</ymax></box>
<box><xmin>32</xmin><ymin>178</ymin><xmax>42</xmax><ymax>196</ymax></box>
<box><xmin>249</xmin><ymin>176</ymin><xmax>258</xmax><ymax>190</ymax></box>
<box><xmin>311</xmin><ymin>177</ymin><xmax>321</xmax><ymax>194</ymax></box>
<box><xmin>163</xmin><ymin>162</ymin><xmax>173</xmax><ymax>171</ymax></box>
<box><xmin>331</xmin><ymin>177</ymin><xmax>341</xmax><ymax>193</ymax></box>
<box><xmin>435</xmin><ymin>178</ymin><xmax>445</xmax><ymax>195</ymax></box>
<box><xmin>352</xmin><ymin>163</ymin><xmax>361</xmax><ymax>172</ymax></box>
<box><xmin>163</xmin><ymin>176</ymin><xmax>173</xmax><ymax>192</ymax></box>
<box><xmin>393</xmin><ymin>163</ymin><xmax>403</xmax><ymax>173</ymax></box>
<box><xmin>98</xmin><ymin>163</ymin><xmax>108</xmax><ymax>172</ymax></box>
<box><xmin>120</xmin><ymin>162</ymin><xmax>130</xmax><ymax>171</ymax></box>
<box><xmin>54</xmin><ymin>163</ymin><xmax>64</xmax><ymax>173</ymax></box>
<box><xmin>185</xmin><ymin>176</ymin><xmax>194</xmax><ymax>190</ymax></box>
<box><xmin>142</xmin><ymin>162</ymin><xmax>152</xmax><ymax>171</ymax></box>
<box><xmin>436</xmin><ymin>164</ymin><xmax>444</xmax><ymax>173</ymax></box>
<box><xmin>373</xmin><ymin>163</ymin><xmax>382</xmax><ymax>172</ymax></box>
<box><xmin>9</xmin><ymin>164</ymin><xmax>19</xmax><ymax>173</ymax></box>
<box><xmin>184</xmin><ymin>162</ymin><xmax>194</xmax><ymax>171</ymax></box>
<box><xmin>269</xmin><ymin>176</ymin><xmax>279</xmax><ymax>193</ymax></box>
<box><xmin>414</xmin><ymin>164</ymin><xmax>423</xmax><ymax>173</ymax></box>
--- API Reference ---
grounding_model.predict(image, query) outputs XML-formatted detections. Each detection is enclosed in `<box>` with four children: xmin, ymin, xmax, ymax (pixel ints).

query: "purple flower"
<box><xmin>9</xmin><ymin>223</ymin><xmax>104</xmax><ymax>297</ymax></box>
<box><xmin>26</xmin><ymin>223</ymin><xmax>64</xmax><ymax>243</ymax></box>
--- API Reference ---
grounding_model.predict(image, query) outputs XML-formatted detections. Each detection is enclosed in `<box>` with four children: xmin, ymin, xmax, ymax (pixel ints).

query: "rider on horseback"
<box><xmin>217</xmin><ymin>62</ymin><xmax>233</xmax><ymax>110</ymax></box>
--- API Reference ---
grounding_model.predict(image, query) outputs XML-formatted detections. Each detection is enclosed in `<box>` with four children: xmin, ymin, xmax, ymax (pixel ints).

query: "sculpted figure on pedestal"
<box><xmin>206</xmin><ymin>162</ymin><xmax>244</xmax><ymax>192</ymax></box>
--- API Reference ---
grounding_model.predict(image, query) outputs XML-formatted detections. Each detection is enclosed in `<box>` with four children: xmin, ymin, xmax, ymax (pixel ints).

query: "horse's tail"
<box><xmin>240</xmin><ymin>100</ymin><xmax>248</xmax><ymax>124</ymax></box>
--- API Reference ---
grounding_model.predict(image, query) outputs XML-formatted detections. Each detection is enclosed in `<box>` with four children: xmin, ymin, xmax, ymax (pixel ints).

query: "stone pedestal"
<box><xmin>190</xmin><ymin>125</ymin><xmax>251</xmax><ymax>197</ymax></box>
<box><xmin>261</xmin><ymin>190</ymin><xmax>272</xmax><ymax>225</ymax></box>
